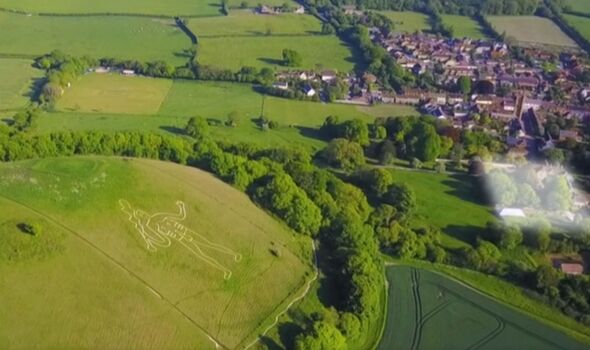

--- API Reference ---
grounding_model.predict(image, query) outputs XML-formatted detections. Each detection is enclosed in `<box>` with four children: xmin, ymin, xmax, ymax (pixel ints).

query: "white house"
<box><xmin>122</xmin><ymin>69</ymin><xmax>135</xmax><ymax>76</ymax></box>
<box><xmin>294</xmin><ymin>5</ymin><xmax>305</xmax><ymax>14</ymax></box>
<box><xmin>321</xmin><ymin>70</ymin><xmax>337</xmax><ymax>82</ymax></box>
<box><xmin>273</xmin><ymin>81</ymin><xmax>289</xmax><ymax>90</ymax></box>
<box><xmin>304</xmin><ymin>85</ymin><xmax>316</xmax><ymax>97</ymax></box>
<box><xmin>498</xmin><ymin>208</ymin><xmax>526</xmax><ymax>218</ymax></box>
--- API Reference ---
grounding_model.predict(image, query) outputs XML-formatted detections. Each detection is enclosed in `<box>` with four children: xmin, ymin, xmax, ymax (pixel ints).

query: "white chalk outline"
<box><xmin>119</xmin><ymin>199</ymin><xmax>242</xmax><ymax>280</ymax></box>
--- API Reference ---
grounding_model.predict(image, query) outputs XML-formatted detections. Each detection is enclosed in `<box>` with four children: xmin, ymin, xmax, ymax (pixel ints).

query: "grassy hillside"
<box><xmin>488</xmin><ymin>16</ymin><xmax>578</xmax><ymax>48</ymax></box>
<box><xmin>0</xmin><ymin>157</ymin><xmax>313</xmax><ymax>349</ymax></box>
<box><xmin>0</xmin><ymin>0</ymin><xmax>221</xmax><ymax>16</ymax></box>
<box><xmin>379</xmin><ymin>11</ymin><xmax>430</xmax><ymax>33</ymax></box>
<box><xmin>0</xmin><ymin>58</ymin><xmax>42</xmax><ymax>111</ymax></box>
<box><xmin>390</xmin><ymin>170</ymin><xmax>493</xmax><ymax>247</ymax></box>
<box><xmin>0</xmin><ymin>12</ymin><xmax>190</xmax><ymax>64</ymax></box>
<box><xmin>379</xmin><ymin>266</ymin><xmax>589</xmax><ymax>350</ymax></box>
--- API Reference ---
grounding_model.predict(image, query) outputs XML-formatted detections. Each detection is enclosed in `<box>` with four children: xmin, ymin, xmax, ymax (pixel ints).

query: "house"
<box><xmin>342</xmin><ymin>5</ymin><xmax>362</xmax><ymax>15</ymax></box>
<box><xmin>294</xmin><ymin>5</ymin><xmax>305</xmax><ymax>14</ymax></box>
<box><xmin>122</xmin><ymin>69</ymin><xmax>135</xmax><ymax>76</ymax></box>
<box><xmin>257</xmin><ymin>5</ymin><xmax>277</xmax><ymax>15</ymax></box>
<box><xmin>299</xmin><ymin>72</ymin><xmax>309</xmax><ymax>80</ymax></box>
<box><xmin>273</xmin><ymin>81</ymin><xmax>289</xmax><ymax>90</ymax></box>
<box><xmin>559</xmin><ymin>129</ymin><xmax>581</xmax><ymax>142</ymax></box>
<box><xmin>559</xmin><ymin>263</ymin><xmax>584</xmax><ymax>275</ymax></box>
<box><xmin>321</xmin><ymin>70</ymin><xmax>337</xmax><ymax>82</ymax></box>
<box><xmin>303</xmin><ymin>85</ymin><xmax>316</xmax><ymax>97</ymax></box>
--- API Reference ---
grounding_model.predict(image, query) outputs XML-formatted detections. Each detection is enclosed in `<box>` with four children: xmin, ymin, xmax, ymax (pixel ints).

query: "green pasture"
<box><xmin>43</xmin><ymin>76</ymin><xmax>418</xmax><ymax>150</ymax></box>
<box><xmin>0</xmin><ymin>0</ymin><xmax>220</xmax><ymax>16</ymax></box>
<box><xmin>378</xmin><ymin>265</ymin><xmax>589</xmax><ymax>350</ymax></box>
<box><xmin>390</xmin><ymin>170</ymin><xmax>493</xmax><ymax>247</ymax></box>
<box><xmin>488</xmin><ymin>16</ymin><xmax>578</xmax><ymax>48</ymax></box>
<box><xmin>196</xmin><ymin>35</ymin><xmax>357</xmax><ymax>71</ymax></box>
<box><xmin>379</xmin><ymin>11</ymin><xmax>431</xmax><ymax>33</ymax></box>
<box><xmin>566</xmin><ymin>0</ymin><xmax>590</xmax><ymax>14</ymax></box>
<box><xmin>188</xmin><ymin>11</ymin><xmax>321</xmax><ymax>37</ymax></box>
<box><xmin>0</xmin><ymin>58</ymin><xmax>42</xmax><ymax>111</ymax></box>
<box><xmin>57</xmin><ymin>74</ymin><xmax>173</xmax><ymax>115</ymax></box>
<box><xmin>441</xmin><ymin>15</ymin><xmax>487</xmax><ymax>39</ymax></box>
<box><xmin>0</xmin><ymin>12</ymin><xmax>190</xmax><ymax>64</ymax></box>
<box><xmin>564</xmin><ymin>14</ymin><xmax>590</xmax><ymax>41</ymax></box>
<box><xmin>0</xmin><ymin>157</ymin><xmax>312</xmax><ymax>349</ymax></box>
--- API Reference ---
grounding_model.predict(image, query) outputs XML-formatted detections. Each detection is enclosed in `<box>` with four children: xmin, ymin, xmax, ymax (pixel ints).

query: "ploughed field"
<box><xmin>378</xmin><ymin>266</ymin><xmax>589</xmax><ymax>350</ymax></box>
<box><xmin>0</xmin><ymin>157</ymin><xmax>312</xmax><ymax>349</ymax></box>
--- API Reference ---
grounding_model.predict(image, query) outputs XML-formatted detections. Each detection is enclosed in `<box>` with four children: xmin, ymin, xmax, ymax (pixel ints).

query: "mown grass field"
<box><xmin>188</xmin><ymin>11</ymin><xmax>321</xmax><ymax>37</ymax></box>
<box><xmin>0</xmin><ymin>157</ymin><xmax>312</xmax><ymax>349</ymax></box>
<box><xmin>0</xmin><ymin>0</ymin><xmax>221</xmax><ymax>16</ymax></box>
<box><xmin>379</xmin><ymin>11</ymin><xmax>430</xmax><ymax>33</ymax></box>
<box><xmin>47</xmin><ymin>75</ymin><xmax>418</xmax><ymax>150</ymax></box>
<box><xmin>0</xmin><ymin>12</ymin><xmax>190</xmax><ymax>64</ymax></box>
<box><xmin>0</xmin><ymin>58</ymin><xmax>42</xmax><ymax>111</ymax></box>
<box><xmin>390</xmin><ymin>170</ymin><xmax>493</xmax><ymax>247</ymax></box>
<box><xmin>488</xmin><ymin>16</ymin><xmax>578</xmax><ymax>48</ymax></box>
<box><xmin>57</xmin><ymin>74</ymin><xmax>173</xmax><ymax>114</ymax></box>
<box><xmin>379</xmin><ymin>266</ymin><xmax>589</xmax><ymax>350</ymax></box>
<box><xmin>188</xmin><ymin>11</ymin><xmax>356</xmax><ymax>71</ymax></box>
<box><xmin>567</xmin><ymin>0</ymin><xmax>590</xmax><ymax>14</ymax></box>
<box><xmin>564</xmin><ymin>14</ymin><xmax>590</xmax><ymax>41</ymax></box>
<box><xmin>441</xmin><ymin>15</ymin><xmax>488</xmax><ymax>39</ymax></box>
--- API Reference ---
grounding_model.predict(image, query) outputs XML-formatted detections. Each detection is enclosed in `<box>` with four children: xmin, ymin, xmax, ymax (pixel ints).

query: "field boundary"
<box><xmin>0</xmin><ymin>192</ymin><xmax>228</xmax><ymax>350</ymax></box>
<box><xmin>0</xmin><ymin>6</ymin><xmax>221</xmax><ymax>19</ymax></box>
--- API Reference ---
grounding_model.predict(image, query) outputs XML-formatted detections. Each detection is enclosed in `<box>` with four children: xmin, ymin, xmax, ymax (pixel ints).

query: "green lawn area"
<box><xmin>0</xmin><ymin>0</ymin><xmax>221</xmax><ymax>16</ymax></box>
<box><xmin>0</xmin><ymin>58</ymin><xmax>42</xmax><ymax>111</ymax></box>
<box><xmin>0</xmin><ymin>157</ymin><xmax>312</xmax><ymax>349</ymax></box>
<box><xmin>196</xmin><ymin>34</ymin><xmax>357</xmax><ymax>71</ymax></box>
<box><xmin>488</xmin><ymin>16</ymin><xmax>578</xmax><ymax>48</ymax></box>
<box><xmin>390</xmin><ymin>170</ymin><xmax>493</xmax><ymax>247</ymax></box>
<box><xmin>566</xmin><ymin>0</ymin><xmax>590</xmax><ymax>14</ymax></box>
<box><xmin>57</xmin><ymin>74</ymin><xmax>173</xmax><ymax>115</ymax></box>
<box><xmin>42</xmin><ymin>75</ymin><xmax>418</xmax><ymax>150</ymax></box>
<box><xmin>0</xmin><ymin>12</ymin><xmax>190</xmax><ymax>64</ymax></box>
<box><xmin>379</xmin><ymin>11</ymin><xmax>430</xmax><ymax>33</ymax></box>
<box><xmin>441</xmin><ymin>15</ymin><xmax>487</xmax><ymax>39</ymax></box>
<box><xmin>379</xmin><ymin>265</ymin><xmax>590</xmax><ymax>350</ymax></box>
<box><xmin>188</xmin><ymin>11</ymin><xmax>321</xmax><ymax>37</ymax></box>
<box><xmin>564</xmin><ymin>14</ymin><xmax>590</xmax><ymax>41</ymax></box>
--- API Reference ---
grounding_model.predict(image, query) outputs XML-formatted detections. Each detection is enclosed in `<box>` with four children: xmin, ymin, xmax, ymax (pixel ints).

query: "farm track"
<box><xmin>0</xmin><ymin>192</ymin><xmax>227</xmax><ymax>350</ymax></box>
<box><xmin>467</xmin><ymin>317</ymin><xmax>506</xmax><ymax>350</ymax></box>
<box><xmin>410</xmin><ymin>268</ymin><xmax>423</xmax><ymax>350</ymax></box>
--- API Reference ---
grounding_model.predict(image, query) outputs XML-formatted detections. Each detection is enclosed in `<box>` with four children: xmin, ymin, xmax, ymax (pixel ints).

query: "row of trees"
<box><xmin>328</xmin><ymin>0</ymin><xmax>540</xmax><ymax>15</ymax></box>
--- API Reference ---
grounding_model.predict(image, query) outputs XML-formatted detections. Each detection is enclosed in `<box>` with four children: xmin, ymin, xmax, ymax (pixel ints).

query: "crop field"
<box><xmin>391</xmin><ymin>170</ymin><xmax>493</xmax><ymax>247</ymax></box>
<box><xmin>188</xmin><ymin>12</ymin><xmax>356</xmax><ymax>71</ymax></box>
<box><xmin>188</xmin><ymin>11</ymin><xmax>322</xmax><ymax>37</ymax></box>
<box><xmin>379</xmin><ymin>11</ymin><xmax>430</xmax><ymax>33</ymax></box>
<box><xmin>0</xmin><ymin>157</ymin><xmax>312</xmax><ymax>349</ymax></box>
<box><xmin>488</xmin><ymin>16</ymin><xmax>578</xmax><ymax>48</ymax></box>
<box><xmin>0</xmin><ymin>58</ymin><xmax>42</xmax><ymax>111</ymax></box>
<box><xmin>564</xmin><ymin>14</ymin><xmax>590</xmax><ymax>41</ymax></box>
<box><xmin>57</xmin><ymin>74</ymin><xmax>173</xmax><ymax>115</ymax></box>
<box><xmin>567</xmin><ymin>0</ymin><xmax>590</xmax><ymax>14</ymax></box>
<box><xmin>378</xmin><ymin>266</ymin><xmax>589</xmax><ymax>350</ymax></box>
<box><xmin>0</xmin><ymin>12</ymin><xmax>190</xmax><ymax>64</ymax></box>
<box><xmin>46</xmin><ymin>75</ymin><xmax>418</xmax><ymax>149</ymax></box>
<box><xmin>0</xmin><ymin>0</ymin><xmax>221</xmax><ymax>16</ymax></box>
<box><xmin>441</xmin><ymin>15</ymin><xmax>488</xmax><ymax>39</ymax></box>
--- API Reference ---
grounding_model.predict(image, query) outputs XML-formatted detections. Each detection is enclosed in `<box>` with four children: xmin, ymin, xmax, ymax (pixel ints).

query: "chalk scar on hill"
<box><xmin>119</xmin><ymin>199</ymin><xmax>242</xmax><ymax>280</ymax></box>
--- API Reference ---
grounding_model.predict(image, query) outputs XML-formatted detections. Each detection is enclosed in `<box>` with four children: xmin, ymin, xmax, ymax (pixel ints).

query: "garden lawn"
<box><xmin>379</xmin><ymin>11</ymin><xmax>430</xmax><ymax>33</ymax></box>
<box><xmin>564</xmin><ymin>14</ymin><xmax>590</xmax><ymax>41</ymax></box>
<box><xmin>0</xmin><ymin>157</ymin><xmax>312</xmax><ymax>349</ymax></box>
<box><xmin>0</xmin><ymin>0</ymin><xmax>221</xmax><ymax>17</ymax></box>
<box><xmin>390</xmin><ymin>170</ymin><xmax>493</xmax><ymax>247</ymax></box>
<box><xmin>0</xmin><ymin>12</ymin><xmax>190</xmax><ymax>64</ymax></box>
<box><xmin>196</xmin><ymin>35</ymin><xmax>357</xmax><ymax>71</ymax></box>
<box><xmin>441</xmin><ymin>15</ymin><xmax>488</xmax><ymax>39</ymax></box>
<box><xmin>378</xmin><ymin>265</ymin><xmax>589</xmax><ymax>350</ymax></box>
<box><xmin>488</xmin><ymin>16</ymin><xmax>578</xmax><ymax>48</ymax></box>
<box><xmin>0</xmin><ymin>58</ymin><xmax>42</xmax><ymax>111</ymax></box>
<box><xmin>188</xmin><ymin>11</ymin><xmax>322</xmax><ymax>37</ymax></box>
<box><xmin>56</xmin><ymin>74</ymin><xmax>173</xmax><ymax>115</ymax></box>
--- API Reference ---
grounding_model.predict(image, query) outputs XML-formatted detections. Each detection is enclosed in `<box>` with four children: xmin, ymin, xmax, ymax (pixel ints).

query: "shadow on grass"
<box><xmin>159</xmin><ymin>125</ymin><xmax>185</xmax><ymax>135</ymax></box>
<box><xmin>295</xmin><ymin>126</ymin><xmax>325</xmax><ymax>143</ymax></box>
<box><xmin>24</xmin><ymin>77</ymin><xmax>47</xmax><ymax>102</ymax></box>
<box><xmin>257</xmin><ymin>57</ymin><xmax>285</xmax><ymax>66</ymax></box>
<box><xmin>444</xmin><ymin>224</ymin><xmax>487</xmax><ymax>245</ymax></box>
